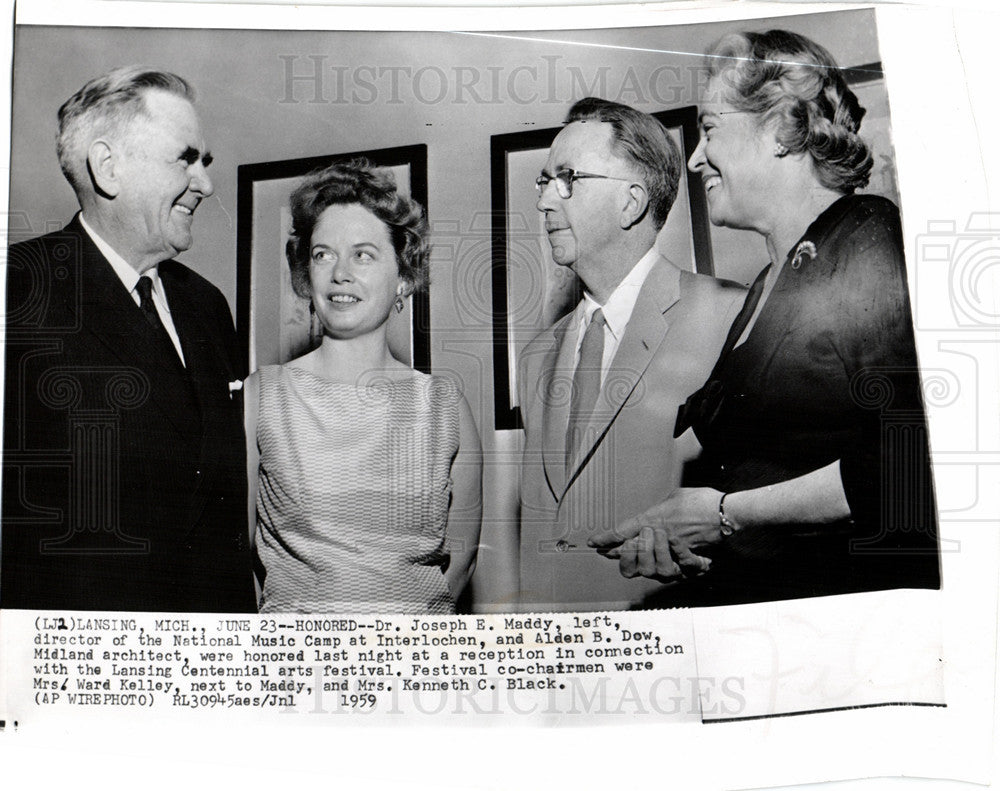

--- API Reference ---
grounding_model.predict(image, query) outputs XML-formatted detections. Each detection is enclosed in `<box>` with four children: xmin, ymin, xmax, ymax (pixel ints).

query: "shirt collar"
<box><xmin>579</xmin><ymin>246</ymin><xmax>659</xmax><ymax>341</ymax></box>
<box><xmin>78</xmin><ymin>212</ymin><xmax>164</xmax><ymax>298</ymax></box>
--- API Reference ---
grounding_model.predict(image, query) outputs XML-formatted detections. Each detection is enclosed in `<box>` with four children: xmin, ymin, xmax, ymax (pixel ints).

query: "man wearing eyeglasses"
<box><xmin>517</xmin><ymin>97</ymin><xmax>746</xmax><ymax>612</ymax></box>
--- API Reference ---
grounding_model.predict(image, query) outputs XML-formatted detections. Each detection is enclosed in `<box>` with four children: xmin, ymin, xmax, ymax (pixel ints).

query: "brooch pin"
<box><xmin>791</xmin><ymin>240</ymin><xmax>817</xmax><ymax>270</ymax></box>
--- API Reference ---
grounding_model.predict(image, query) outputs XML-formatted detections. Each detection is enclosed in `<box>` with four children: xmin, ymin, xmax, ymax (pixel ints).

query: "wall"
<box><xmin>8</xmin><ymin>9</ymin><xmax>884</xmax><ymax>610</ymax></box>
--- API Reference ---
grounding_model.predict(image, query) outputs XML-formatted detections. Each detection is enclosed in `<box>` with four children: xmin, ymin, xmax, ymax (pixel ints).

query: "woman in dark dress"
<box><xmin>590</xmin><ymin>30</ymin><xmax>939</xmax><ymax>605</ymax></box>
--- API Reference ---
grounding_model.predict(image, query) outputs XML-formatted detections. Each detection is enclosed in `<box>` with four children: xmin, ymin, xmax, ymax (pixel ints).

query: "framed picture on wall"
<box><xmin>489</xmin><ymin>106</ymin><xmax>710</xmax><ymax>431</ymax></box>
<box><xmin>236</xmin><ymin>144</ymin><xmax>430</xmax><ymax>374</ymax></box>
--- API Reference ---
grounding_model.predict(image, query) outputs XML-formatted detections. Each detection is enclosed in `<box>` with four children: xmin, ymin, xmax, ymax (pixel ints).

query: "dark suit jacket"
<box><xmin>517</xmin><ymin>256</ymin><xmax>746</xmax><ymax>611</ymax></box>
<box><xmin>2</xmin><ymin>216</ymin><xmax>255</xmax><ymax>612</ymax></box>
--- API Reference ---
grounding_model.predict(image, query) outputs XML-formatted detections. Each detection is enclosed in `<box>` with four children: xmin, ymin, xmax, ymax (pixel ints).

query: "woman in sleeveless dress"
<box><xmin>245</xmin><ymin>161</ymin><xmax>482</xmax><ymax>614</ymax></box>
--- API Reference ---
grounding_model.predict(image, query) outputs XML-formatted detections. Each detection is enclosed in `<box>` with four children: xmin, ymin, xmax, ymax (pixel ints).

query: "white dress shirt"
<box><xmin>571</xmin><ymin>246</ymin><xmax>659</xmax><ymax>386</ymax></box>
<box><xmin>79</xmin><ymin>214</ymin><xmax>186</xmax><ymax>366</ymax></box>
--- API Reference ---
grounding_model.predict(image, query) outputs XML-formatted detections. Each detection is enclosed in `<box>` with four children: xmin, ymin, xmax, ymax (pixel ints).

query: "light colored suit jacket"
<box><xmin>517</xmin><ymin>256</ymin><xmax>746</xmax><ymax>611</ymax></box>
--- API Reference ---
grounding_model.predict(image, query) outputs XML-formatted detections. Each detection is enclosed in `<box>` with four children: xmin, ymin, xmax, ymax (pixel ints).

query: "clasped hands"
<box><xmin>587</xmin><ymin>488</ymin><xmax>726</xmax><ymax>582</ymax></box>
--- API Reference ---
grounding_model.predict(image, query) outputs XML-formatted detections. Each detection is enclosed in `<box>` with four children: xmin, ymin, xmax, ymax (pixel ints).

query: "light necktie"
<box><xmin>566</xmin><ymin>307</ymin><xmax>605</xmax><ymax>470</ymax></box>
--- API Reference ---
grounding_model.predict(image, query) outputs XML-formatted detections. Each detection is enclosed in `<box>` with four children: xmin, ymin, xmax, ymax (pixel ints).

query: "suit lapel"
<box><xmin>538</xmin><ymin>316</ymin><xmax>576</xmax><ymax>500</ymax></box>
<box><xmin>65</xmin><ymin>219</ymin><xmax>201</xmax><ymax>441</ymax></box>
<box><xmin>563</xmin><ymin>257</ymin><xmax>682</xmax><ymax>491</ymax></box>
<box><xmin>160</xmin><ymin>264</ymin><xmax>218</xmax><ymax>416</ymax></box>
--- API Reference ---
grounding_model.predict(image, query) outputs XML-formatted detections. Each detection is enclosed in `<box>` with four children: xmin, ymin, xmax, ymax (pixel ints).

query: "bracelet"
<box><xmin>719</xmin><ymin>492</ymin><xmax>738</xmax><ymax>537</ymax></box>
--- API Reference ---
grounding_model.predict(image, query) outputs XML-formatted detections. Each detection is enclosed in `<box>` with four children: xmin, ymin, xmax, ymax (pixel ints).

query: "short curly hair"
<box><xmin>285</xmin><ymin>159</ymin><xmax>430</xmax><ymax>299</ymax></box>
<box><xmin>706</xmin><ymin>29</ymin><xmax>873</xmax><ymax>194</ymax></box>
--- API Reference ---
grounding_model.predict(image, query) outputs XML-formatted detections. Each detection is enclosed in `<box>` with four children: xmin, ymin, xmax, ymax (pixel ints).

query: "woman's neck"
<box><xmin>302</xmin><ymin>331</ymin><xmax>407</xmax><ymax>384</ymax></box>
<box><xmin>762</xmin><ymin>181</ymin><xmax>845</xmax><ymax>267</ymax></box>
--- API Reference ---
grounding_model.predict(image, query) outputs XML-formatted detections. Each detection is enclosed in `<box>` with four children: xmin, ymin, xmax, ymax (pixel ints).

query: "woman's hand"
<box><xmin>588</xmin><ymin>464</ymin><xmax>852</xmax><ymax>583</ymax></box>
<box><xmin>588</xmin><ymin>488</ymin><xmax>724</xmax><ymax>581</ymax></box>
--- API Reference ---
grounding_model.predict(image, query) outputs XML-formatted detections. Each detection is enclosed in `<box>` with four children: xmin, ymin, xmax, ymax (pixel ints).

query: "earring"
<box><xmin>394</xmin><ymin>295</ymin><xmax>405</xmax><ymax>314</ymax></box>
<box><xmin>774</xmin><ymin>143</ymin><xmax>789</xmax><ymax>157</ymax></box>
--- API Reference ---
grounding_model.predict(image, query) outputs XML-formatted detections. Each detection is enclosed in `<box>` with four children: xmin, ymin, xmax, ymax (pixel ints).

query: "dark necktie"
<box><xmin>135</xmin><ymin>274</ymin><xmax>177</xmax><ymax>358</ymax></box>
<box><xmin>566</xmin><ymin>308</ymin><xmax>605</xmax><ymax>470</ymax></box>
<box><xmin>673</xmin><ymin>264</ymin><xmax>771</xmax><ymax>438</ymax></box>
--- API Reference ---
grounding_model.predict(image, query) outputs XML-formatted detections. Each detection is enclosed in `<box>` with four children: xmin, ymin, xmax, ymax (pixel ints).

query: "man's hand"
<box><xmin>588</xmin><ymin>488</ymin><xmax>724</xmax><ymax>581</ymax></box>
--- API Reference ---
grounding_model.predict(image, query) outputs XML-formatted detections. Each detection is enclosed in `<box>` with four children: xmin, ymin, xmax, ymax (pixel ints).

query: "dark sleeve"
<box><xmin>186</xmin><ymin>271</ymin><xmax>256</xmax><ymax>611</ymax></box>
<box><xmin>1</xmin><ymin>239</ymin><xmax>50</xmax><ymax>606</ymax></box>
<box><xmin>833</xmin><ymin>200</ymin><xmax>917</xmax><ymax>381</ymax></box>
<box><xmin>830</xmin><ymin>200</ymin><xmax>937</xmax><ymax>560</ymax></box>
<box><xmin>210</xmin><ymin>284</ymin><xmax>245</xmax><ymax>380</ymax></box>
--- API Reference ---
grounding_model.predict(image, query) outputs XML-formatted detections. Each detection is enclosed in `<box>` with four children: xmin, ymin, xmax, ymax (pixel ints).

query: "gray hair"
<box><xmin>564</xmin><ymin>97</ymin><xmax>681</xmax><ymax>231</ymax></box>
<box><xmin>56</xmin><ymin>66</ymin><xmax>194</xmax><ymax>193</ymax></box>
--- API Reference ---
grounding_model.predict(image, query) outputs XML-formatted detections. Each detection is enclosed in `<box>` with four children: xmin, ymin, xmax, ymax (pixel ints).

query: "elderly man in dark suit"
<box><xmin>2</xmin><ymin>67</ymin><xmax>254</xmax><ymax>612</ymax></box>
<box><xmin>517</xmin><ymin>97</ymin><xmax>746</xmax><ymax>612</ymax></box>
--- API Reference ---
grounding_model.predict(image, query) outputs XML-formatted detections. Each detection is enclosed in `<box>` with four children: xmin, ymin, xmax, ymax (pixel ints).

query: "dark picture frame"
<box><xmin>489</xmin><ymin>106</ymin><xmax>708</xmax><ymax>431</ymax></box>
<box><xmin>236</xmin><ymin>144</ymin><xmax>430</xmax><ymax>374</ymax></box>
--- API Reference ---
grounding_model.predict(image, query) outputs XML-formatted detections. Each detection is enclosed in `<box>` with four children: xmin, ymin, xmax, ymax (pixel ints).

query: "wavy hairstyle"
<box><xmin>707</xmin><ymin>29</ymin><xmax>873</xmax><ymax>193</ymax></box>
<box><xmin>285</xmin><ymin>159</ymin><xmax>431</xmax><ymax>299</ymax></box>
<box><xmin>57</xmin><ymin>66</ymin><xmax>194</xmax><ymax>195</ymax></box>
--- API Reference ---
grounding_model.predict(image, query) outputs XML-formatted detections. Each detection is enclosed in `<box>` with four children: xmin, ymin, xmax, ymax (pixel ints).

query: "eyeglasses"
<box><xmin>535</xmin><ymin>168</ymin><xmax>633</xmax><ymax>199</ymax></box>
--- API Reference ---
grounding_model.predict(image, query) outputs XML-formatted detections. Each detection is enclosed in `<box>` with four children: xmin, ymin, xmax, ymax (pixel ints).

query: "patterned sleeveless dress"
<box><xmin>254</xmin><ymin>365</ymin><xmax>461</xmax><ymax>614</ymax></box>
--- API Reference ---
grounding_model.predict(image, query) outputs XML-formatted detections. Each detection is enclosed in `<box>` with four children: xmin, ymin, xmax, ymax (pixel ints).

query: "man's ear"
<box><xmin>620</xmin><ymin>182</ymin><xmax>650</xmax><ymax>229</ymax></box>
<box><xmin>87</xmin><ymin>139</ymin><xmax>120</xmax><ymax>199</ymax></box>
